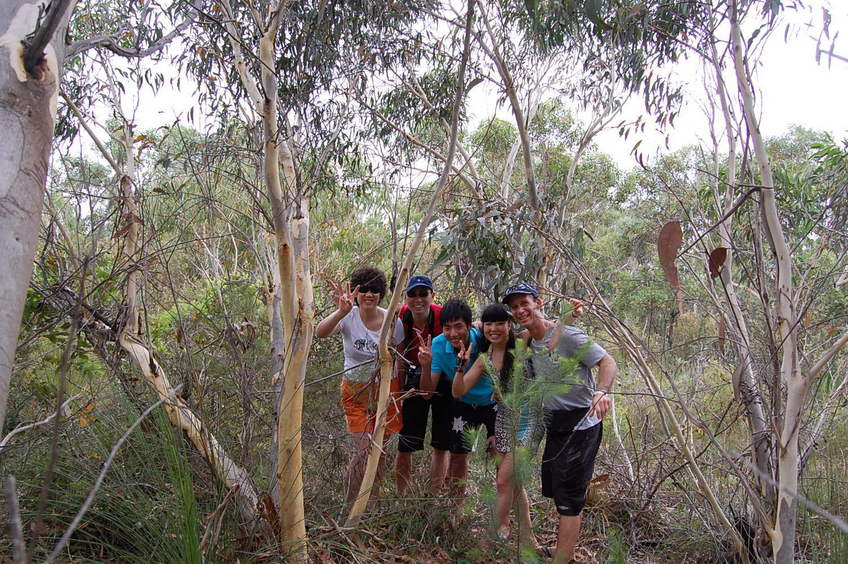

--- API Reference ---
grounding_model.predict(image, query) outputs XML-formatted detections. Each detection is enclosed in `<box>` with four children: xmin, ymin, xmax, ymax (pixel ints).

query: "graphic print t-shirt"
<box><xmin>338</xmin><ymin>306</ymin><xmax>405</xmax><ymax>382</ymax></box>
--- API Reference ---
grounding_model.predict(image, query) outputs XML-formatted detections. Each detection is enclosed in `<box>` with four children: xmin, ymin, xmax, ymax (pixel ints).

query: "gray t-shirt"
<box><xmin>529</xmin><ymin>324</ymin><xmax>608</xmax><ymax>430</ymax></box>
<box><xmin>337</xmin><ymin>306</ymin><xmax>405</xmax><ymax>382</ymax></box>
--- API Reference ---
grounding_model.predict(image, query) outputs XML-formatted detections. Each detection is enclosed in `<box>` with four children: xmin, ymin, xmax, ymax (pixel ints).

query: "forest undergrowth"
<box><xmin>4</xmin><ymin>327</ymin><xmax>846</xmax><ymax>563</ymax></box>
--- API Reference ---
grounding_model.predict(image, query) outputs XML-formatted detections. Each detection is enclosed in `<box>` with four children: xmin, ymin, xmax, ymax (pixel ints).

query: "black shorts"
<box><xmin>449</xmin><ymin>400</ymin><xmax>497</xmax><ymax>455</ymax></box>
<box><xmin>398</xmin><ymin>379</ymin><xmax>453</xmax><ymax>452</ymax></box>
<box><xmin>541</xmin><ymin>416</ymin><xmax>603</xmax><ymax>516</ymax></box>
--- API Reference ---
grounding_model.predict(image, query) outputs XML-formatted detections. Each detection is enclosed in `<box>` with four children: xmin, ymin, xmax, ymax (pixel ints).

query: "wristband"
<box><xmin>593</xmin><ymin>390</ymin><xmax>608</xmax><ymax>396</ymax></box>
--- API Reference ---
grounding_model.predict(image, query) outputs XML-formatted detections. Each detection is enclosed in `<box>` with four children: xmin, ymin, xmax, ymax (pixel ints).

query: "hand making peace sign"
<box><xmin>456</xmin><ymin>339</ymin><xmax>472</xmax><ymax>371</ymax></box>
<box><xmin>329</xmin><ymin>280</ymin><xmax>359</xmax><ymax>315</ymax></box>
<box><xmin>417</xmin><ymin>335</ymin><xmax>432</xmax><ymax>367</ymax></box>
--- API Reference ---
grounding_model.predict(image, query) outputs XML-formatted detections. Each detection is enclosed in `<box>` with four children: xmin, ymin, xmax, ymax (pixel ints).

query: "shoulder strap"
<box><xmin>401</xmin><ymin>307</ymin><xmax>415</xmax><ymax>339</ymax></box>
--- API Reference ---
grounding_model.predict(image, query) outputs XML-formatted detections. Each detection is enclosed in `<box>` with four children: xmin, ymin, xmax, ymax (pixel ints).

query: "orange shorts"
<box><xmin>341</xmin><ymin>376</ymin><xmax>403</xmax><ymax>435</ymax></box>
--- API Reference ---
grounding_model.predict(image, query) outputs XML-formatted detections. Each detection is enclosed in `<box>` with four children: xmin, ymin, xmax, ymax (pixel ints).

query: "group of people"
<box><xmin>315</xmin><ymin>267</ymin><xmax>617</xmax><ymax>563</ymax></box>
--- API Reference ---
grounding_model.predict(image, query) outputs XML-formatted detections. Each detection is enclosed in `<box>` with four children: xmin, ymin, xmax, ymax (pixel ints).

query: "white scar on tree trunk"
<box><xmin>0</xmin><ymin>1</ymin><xmax>61</xmax><ymax>122</ymax></box>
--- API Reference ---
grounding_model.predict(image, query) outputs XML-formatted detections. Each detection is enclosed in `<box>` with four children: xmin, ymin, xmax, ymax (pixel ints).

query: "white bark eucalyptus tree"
<box><xmin>0</xmin><ymin>0</ymin><xmax>76</xmax><ymax>432</ymax></box>
<box><xmin>185</xmin><ymin>0</ymin><xmax>438</xmax><ymax>557</ymax></box>
<box><xmin>727</xmin><ymin>3</ymin><xmax>848</xmax><ymax>560</ymax></box>
<box><xmin>219</xmin><ymin>4</ymin><xmax>314</xmax><ymax>554</ymax></box>
<box><xmin>0</xmin><ymin>0</ymin><xmax>193</xmax><ymax>430</ymax></box>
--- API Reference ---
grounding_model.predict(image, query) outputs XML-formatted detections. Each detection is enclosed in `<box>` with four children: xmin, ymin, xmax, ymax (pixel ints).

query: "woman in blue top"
<box><xmin>452</xmin><ymin>303</ymin><xmax>538</xmax><ymax>549</ymax></box>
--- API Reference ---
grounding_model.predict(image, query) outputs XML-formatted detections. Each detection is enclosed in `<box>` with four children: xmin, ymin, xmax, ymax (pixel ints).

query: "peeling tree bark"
<box><xmin>257</xmin><ymin>17</ymin><xmax>311</xmax><ymax>560</ymax></box>
<box><xmin>0</xmin><ymin>0</ymin><xmax>74</xmax><ymax>431</ymax></box>
<box><xmin>218</xmin><ymin>1</ymin><xmax>312</xmax><ymax>556</ymax></box>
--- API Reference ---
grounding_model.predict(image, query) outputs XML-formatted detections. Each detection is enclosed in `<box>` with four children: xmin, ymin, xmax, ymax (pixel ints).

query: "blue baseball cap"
<box><xmin>501</xmin><ymin>283</ymin><xmax>539</xmax><ymax>304</ymax></box>
<box><xmin>405</xmin><ymin>275</ymin><xmax>434</xmax><ymax>292</ymax></box>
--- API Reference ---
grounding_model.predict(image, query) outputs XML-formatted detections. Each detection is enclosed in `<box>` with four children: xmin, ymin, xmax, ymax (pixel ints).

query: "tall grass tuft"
<box><xmin>155</xmin><ymin>407</ymin><xmax>201</xmax><ymax>564</ymax></box>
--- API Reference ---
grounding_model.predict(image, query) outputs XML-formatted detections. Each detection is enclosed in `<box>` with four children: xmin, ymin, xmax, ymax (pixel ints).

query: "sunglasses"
<box><xmin>358</xmin><ymin>285</ymin><xmax>382</xmax><ymax>295</ymax></box>
<box><xmin>407</xmin><ymin>289</ymin><xmax>431</xmax><ymax>298</ymax></box>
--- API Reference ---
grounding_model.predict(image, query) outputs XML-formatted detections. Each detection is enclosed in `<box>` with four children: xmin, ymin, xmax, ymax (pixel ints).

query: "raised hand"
<box><xmin>330</xmin><ymin>280</ymin><xmax>357</xmax><ymax>315</ymax></box>
<box><xmin>418</xmin><ymin>335</ymin><xmax>432</xmax><ymax>367</ymax></box>
<box><xmin>456</xmin><ymin>339</ymin><xmax>471</xmax><ymax>370</ymax></box>
<box><xmin>569</xmin><ymin>297</ymin><xmax>586</xmax><ymax>319</ymax></box>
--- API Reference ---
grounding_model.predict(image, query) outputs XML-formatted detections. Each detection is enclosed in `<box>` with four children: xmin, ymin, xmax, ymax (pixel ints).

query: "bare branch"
<box><xmin>475</xmin><ymin>0</ymin><xmax>538</xmax><ymax>208</ymax></box>
<box><xmin>806</xmin><ymin>329</ymin><xmax>848</xmax><ymax>381</ymax></box>
<box><xmin>65</xmin><ymin>17</ymin><xmax>192</xmax><ymax>60</ymax></box>
<box><xmin>0</xmin><ymin>394</ymin><xmax>82</xmax><ymax>454</ymax></box>
<box><xmin>23</xmin><ymin>0</ymin><xmax>75</xmax><ymax>78</ymax></box>
<box><xmin>59</xmin><ymin>90</ymin><xmax>121</xmax><ymax>175</ymax></box>
<box><xmin>358</xmin><ymin>98</ymin><xmax>479</xmax><ymax>194</ymax></box>
<box><xmin>3</xmin><ymin>476</ymin><xmax>28</xmax><ymax>564</ymax></box>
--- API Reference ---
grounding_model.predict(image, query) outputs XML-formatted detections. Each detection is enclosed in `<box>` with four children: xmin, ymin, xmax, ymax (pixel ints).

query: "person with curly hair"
<box><xmin>315</xmin><ymin>266</ymin><xmax>404</xmax><ymax>501</ymax></box>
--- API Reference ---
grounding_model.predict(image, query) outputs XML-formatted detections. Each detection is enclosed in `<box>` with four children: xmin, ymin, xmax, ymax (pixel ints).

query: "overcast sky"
<box><xmin>136</xmin><ymin>1</ymin><xmax>847</xmax><ymax>169</ymax></box>
<box><xmin>593</xmin><ymin>1</ymin><xmax>848</xmax><ymax>167</ymax></box>
<box><xmin>463</xmin><ymin>0</ymin><xmax>848</xmax><ymax>168</ymax></box>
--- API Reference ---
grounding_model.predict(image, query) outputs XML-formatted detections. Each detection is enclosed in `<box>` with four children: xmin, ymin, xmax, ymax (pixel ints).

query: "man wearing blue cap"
<box><xmin>503</xmin><ymin>283</ymin><xmax>617</xmax><ymax>563</ymax></box>
<box><xmin>395</xmin><ymin>275</ymin><xmax>448</xmax><ymax>494</ymax></box>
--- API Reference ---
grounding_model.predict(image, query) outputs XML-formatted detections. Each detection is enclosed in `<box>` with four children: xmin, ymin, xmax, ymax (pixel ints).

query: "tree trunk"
<box><xmin>266</xmin><ymin>254</ymin><xmax>285</xmax><ymax>505</ymax></box>
<box><xmin>730</xmin><ymin>9</ymin><xmax>799</xmax><ymax>562</ymax></box>
<box><xmin>0</xmin><ymin>0</ymin><xmax>72</xmax><ymax>430</ymax></box>
<box><xmin>707</xmin><ymin>37</ymin><xmax>772</xmax><ymax>508</ymax></box>
<box><xmin>217</xmin><ymin>1</ymin><xmax>312</xmax><ymax>556</ymax></box>
<box><xmin>256</xmin><ymin>15</ymin><xmax>311</xmax><ymax>559</ymax></box>
<box><xmin>346</xmin><ymin>0</ymin><xmax>475</xmax><ymax>524</ymax></box>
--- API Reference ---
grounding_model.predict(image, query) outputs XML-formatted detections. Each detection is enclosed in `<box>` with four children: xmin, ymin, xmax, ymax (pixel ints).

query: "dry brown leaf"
<box><xmin>709</xmin><ymin>247</ymin><xmax>728</xmax><ymax>278</ymax></box>
<box><xmin>79</xmin><ymin>401</ymin><xmax>96</xmax><ymax>426</ymax></box>
<box><xmin>657</xmin><ymin>221</ymin><xmax>684</xmax><ymax>312</ymax></box>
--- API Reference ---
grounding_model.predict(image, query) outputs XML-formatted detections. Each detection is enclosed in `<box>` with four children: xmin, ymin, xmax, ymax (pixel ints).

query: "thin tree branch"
<box><xmin>676</xmin><ymin>186</ymin><xmax>762</xmax><ymax>258</ymax></box>
<box><xmin>475</xmin><ymin>0</ymin><xmax>538</xmax><ymax>208</ymax></box>
<box><xmin>4</xmin><ymin>476</ymin><xmax>28</xmax><ymax>564</ymax></box>
<box><xmin>59</xmin><ymin>90</ymin><xmax>121</xmax><ymax>175</ymax></box>
<box><xmin>806</xmin><ymin>330</ymin><xmax>848</xmax><ymax>381</ymax></box>
<box><xmin>0</xmin><ymin>395</ymin><xmax>81</xmax><ymax>453</ymax></box>
<box><xmin>358</xmin><ymin>98</ymin><xmax>479</xmax><ymax>193</ymax></box>
<box><xmin>65</xmin><ymin>17</ymin><xmax>192</xmax><ymax>60</ymax></box>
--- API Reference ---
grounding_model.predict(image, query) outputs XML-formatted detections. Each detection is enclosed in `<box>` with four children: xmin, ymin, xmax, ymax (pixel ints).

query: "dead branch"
<box><xmin>0</xmin><ymin>394</ymin><xmax>81</xmax><ymax>454</ymax></box>
<box><xmin>3</xmin><ymin>476</ymin><xmax>28</xmax><ymax>564</ymax></box>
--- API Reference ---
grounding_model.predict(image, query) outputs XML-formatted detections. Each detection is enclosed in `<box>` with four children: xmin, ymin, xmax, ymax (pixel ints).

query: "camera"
<box><xmin>404</xmin><ymin>364</ymin><xmax>422</xmax><ymax>391</ymax></box>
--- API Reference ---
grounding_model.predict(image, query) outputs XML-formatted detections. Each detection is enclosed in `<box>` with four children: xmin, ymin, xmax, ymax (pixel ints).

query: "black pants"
<box><xmin>398</xmin><ymin>379</ymin><xmax>453</xmax><ymax>452</ymax></box>
<box><xmin>541</xmin><ymin>408</ymin><xmax>602</xmax><ymax>516</ymax></box>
